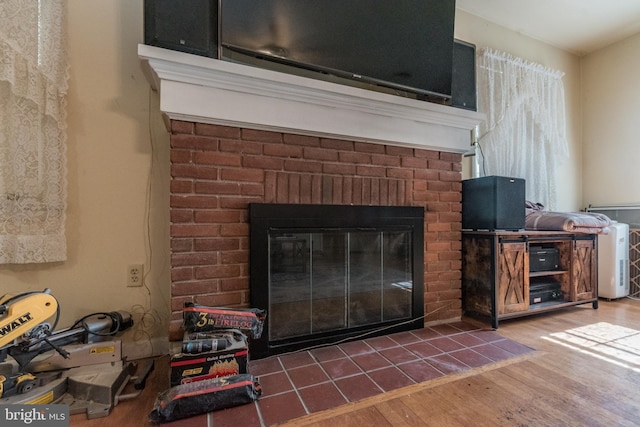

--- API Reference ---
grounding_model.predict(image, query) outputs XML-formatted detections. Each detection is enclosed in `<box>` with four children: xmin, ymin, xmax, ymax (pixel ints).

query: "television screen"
<box><xmin>220</xmin><ymin>0</ymin><xmax>456</xmax><ymax>100</ymax></box>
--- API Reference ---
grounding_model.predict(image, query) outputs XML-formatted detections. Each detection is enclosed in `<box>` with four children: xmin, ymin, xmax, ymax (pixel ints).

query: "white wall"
<box><xmin>582</xmin><ymin>32</ymin><xmax>640</xmax><ymax>207</ymax></box>
<box><xmin>0</xmin><ymin>3</ymin><xmax>595</xmax><ymax>356</ymax></box>
<box><xmin>0</xmin><ymin>1</ymin><xmax>171</xmax><ymax>359</ymax></box>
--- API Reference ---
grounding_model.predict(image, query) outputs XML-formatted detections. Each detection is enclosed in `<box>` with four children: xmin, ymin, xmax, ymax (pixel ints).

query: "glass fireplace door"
<box><xmin>268</xmin><ymin>228</ymin><xmax>413</xmax><ymax>343</ymax></box>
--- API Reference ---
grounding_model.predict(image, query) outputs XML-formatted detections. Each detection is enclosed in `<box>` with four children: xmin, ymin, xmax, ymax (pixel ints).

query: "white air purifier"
<box><xmin>598</xmin><ymin>222</ymin><xmax>630</xmax><ymax>299</ymax></box>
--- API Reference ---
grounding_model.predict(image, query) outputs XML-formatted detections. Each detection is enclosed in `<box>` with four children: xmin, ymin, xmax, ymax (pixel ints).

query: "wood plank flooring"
<box><xmin>282</xmin><ymin>298</ymin><xmax>640</xmax><ymax>427</ymax></box>
<box><xmin>69</xmin><ymin>298</ymin><xmax>640</xmax><ymax>426</ymax></box>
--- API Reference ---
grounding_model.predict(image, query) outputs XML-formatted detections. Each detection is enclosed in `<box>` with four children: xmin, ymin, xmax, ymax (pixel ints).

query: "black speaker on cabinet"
<box><xmin>144</xmin><ymin>0</ymin><xmax>219</xmax><ymax>58</ymax></box>
<box><xmin>451</xmin><ymin>39</ymin><xmax>476</xmax><ymax>111</ymax></box>
<box><xmin>462</xmin><ymin>176</ymin><xmax>525</xmax><ymax>231</ymax></box>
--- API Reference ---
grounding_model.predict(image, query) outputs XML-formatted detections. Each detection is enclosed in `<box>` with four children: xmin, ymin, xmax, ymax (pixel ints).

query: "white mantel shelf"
<box><xmin>138</xmin><ymin>44</ymin><xmax>485</xmax><ymax>154</ymax></box>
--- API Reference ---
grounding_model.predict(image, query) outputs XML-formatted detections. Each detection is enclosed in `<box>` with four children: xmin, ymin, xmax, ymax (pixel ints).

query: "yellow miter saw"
<box><xmin>0</xmin><ymin>289</ymin><xmax>152</xmax><ymax>419</ymax></box>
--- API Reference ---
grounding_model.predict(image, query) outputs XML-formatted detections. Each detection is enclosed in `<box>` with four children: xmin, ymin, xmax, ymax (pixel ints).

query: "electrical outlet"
<box><xmin>127</xmin><ymin>264</ymin><xmax>144</xmax><ymax>287</ymax></box>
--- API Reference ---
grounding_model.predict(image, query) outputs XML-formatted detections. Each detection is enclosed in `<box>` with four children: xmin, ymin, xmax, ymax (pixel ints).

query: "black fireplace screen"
<box><xmin>250</xmin><ymin>204</ymin><xmax>424</xmax><ymax>359</ymax></box>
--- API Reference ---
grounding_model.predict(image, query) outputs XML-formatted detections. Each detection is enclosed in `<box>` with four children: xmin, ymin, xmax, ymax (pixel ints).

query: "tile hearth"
<box><xmin>163</xmin><ymin>321</ymin><xmax>534</xmax><ymax>426</ymax></box>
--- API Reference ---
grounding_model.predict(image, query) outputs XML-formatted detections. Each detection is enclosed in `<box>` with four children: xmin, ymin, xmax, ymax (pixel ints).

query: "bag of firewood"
<box><xmin>148</xmin><ymin>374</ymin><xmax>262</xmax><ymax>423</ymax></box>
<box><xmin>182</xmin><ymin>302</ymin><xmax>266</xmax><ymax>339</ymax></box>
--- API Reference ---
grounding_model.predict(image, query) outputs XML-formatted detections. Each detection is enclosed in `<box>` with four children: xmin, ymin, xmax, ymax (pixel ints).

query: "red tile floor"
<box><xmin>162</xmin><ymin>321</ymin><xmax>533</xmax><ymax>426</ymax></box>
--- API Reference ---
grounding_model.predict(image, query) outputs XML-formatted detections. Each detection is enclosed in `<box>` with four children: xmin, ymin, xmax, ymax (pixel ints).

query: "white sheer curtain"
<box><xmin>0</xmin><ymin>1</ymin><xmax>68</xmax><ymax>263</ymax></box>
<box><xmin>476</xmin><ymin>48</ymin><xmax>568</xmax><ymax>210</ymax></box>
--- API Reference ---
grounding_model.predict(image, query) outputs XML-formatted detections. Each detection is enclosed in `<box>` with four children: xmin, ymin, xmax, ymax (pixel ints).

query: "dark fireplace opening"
<box><xmin>249</xmin><ymin>203</ymin><xmax>424</xmax><ymax>359</ymax></box>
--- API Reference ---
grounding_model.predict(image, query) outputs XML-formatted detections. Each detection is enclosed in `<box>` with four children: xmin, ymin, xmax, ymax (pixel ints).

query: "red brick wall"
<box><xmin>168</xmin><ymin>120</ymin><xmax>463</xmax><ymax>340</ymax></box>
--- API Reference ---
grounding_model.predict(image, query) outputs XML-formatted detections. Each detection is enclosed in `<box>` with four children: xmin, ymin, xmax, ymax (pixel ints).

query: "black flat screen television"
<box><xmin>220</xmin><ymin>0</ymin><xmax>457</xmax><ymax>101</ymax></box>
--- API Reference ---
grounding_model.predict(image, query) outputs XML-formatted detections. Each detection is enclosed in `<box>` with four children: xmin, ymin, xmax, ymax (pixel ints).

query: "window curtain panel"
<box><xmin>0</xmin><ymin>1</ymin><xmax>68</xmax><ymax>263</ymax></box>
<box><xmin>476</xmin><ymin>48</ymin><xmax>568</xmax><ymax>210</ymax></box>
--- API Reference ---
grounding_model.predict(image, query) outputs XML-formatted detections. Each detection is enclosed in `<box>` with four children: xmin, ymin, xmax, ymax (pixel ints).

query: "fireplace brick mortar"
<box><xmin>168</xmin><ymin>120</ymin><xmax>463</xmax><ymax>340</ymax></box>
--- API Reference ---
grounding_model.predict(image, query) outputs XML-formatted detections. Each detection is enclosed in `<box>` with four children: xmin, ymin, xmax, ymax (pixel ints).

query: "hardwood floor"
<box><xmin>69</xmin><ymin>298</ymin><xmax>640</xmax><ymax>426</ymax></box>
<box><xmin>282</xmin><ymin>298</ymin><xmax>640</xmax><ymax>427</ymax></box>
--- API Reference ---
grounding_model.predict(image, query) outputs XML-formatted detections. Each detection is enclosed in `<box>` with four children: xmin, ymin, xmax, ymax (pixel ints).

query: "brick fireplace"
<box><xmin>138</xmin><ymin>44</ymin><xmax>484</xmax><ymax>341</ymax></box>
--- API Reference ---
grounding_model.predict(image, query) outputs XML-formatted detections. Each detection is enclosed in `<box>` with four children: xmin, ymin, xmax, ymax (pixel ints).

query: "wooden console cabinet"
<box><xmin>462</xmin><ymin>230</ymin><xmax>598</xmax><ymax>328</ymax></box>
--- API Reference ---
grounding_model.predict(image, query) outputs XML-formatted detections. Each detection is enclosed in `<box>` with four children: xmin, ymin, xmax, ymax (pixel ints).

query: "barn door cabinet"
<box><xmin>462</xmin><ymin>230</ymin><xmax>598</xmax><ymax>328</ymax></box>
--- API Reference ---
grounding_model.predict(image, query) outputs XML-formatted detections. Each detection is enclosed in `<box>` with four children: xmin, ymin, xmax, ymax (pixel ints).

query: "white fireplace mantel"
<box><xmin>138</xmin><ymin>44</ymin><xmax>485</xmax><ymax>153</ymax></box>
